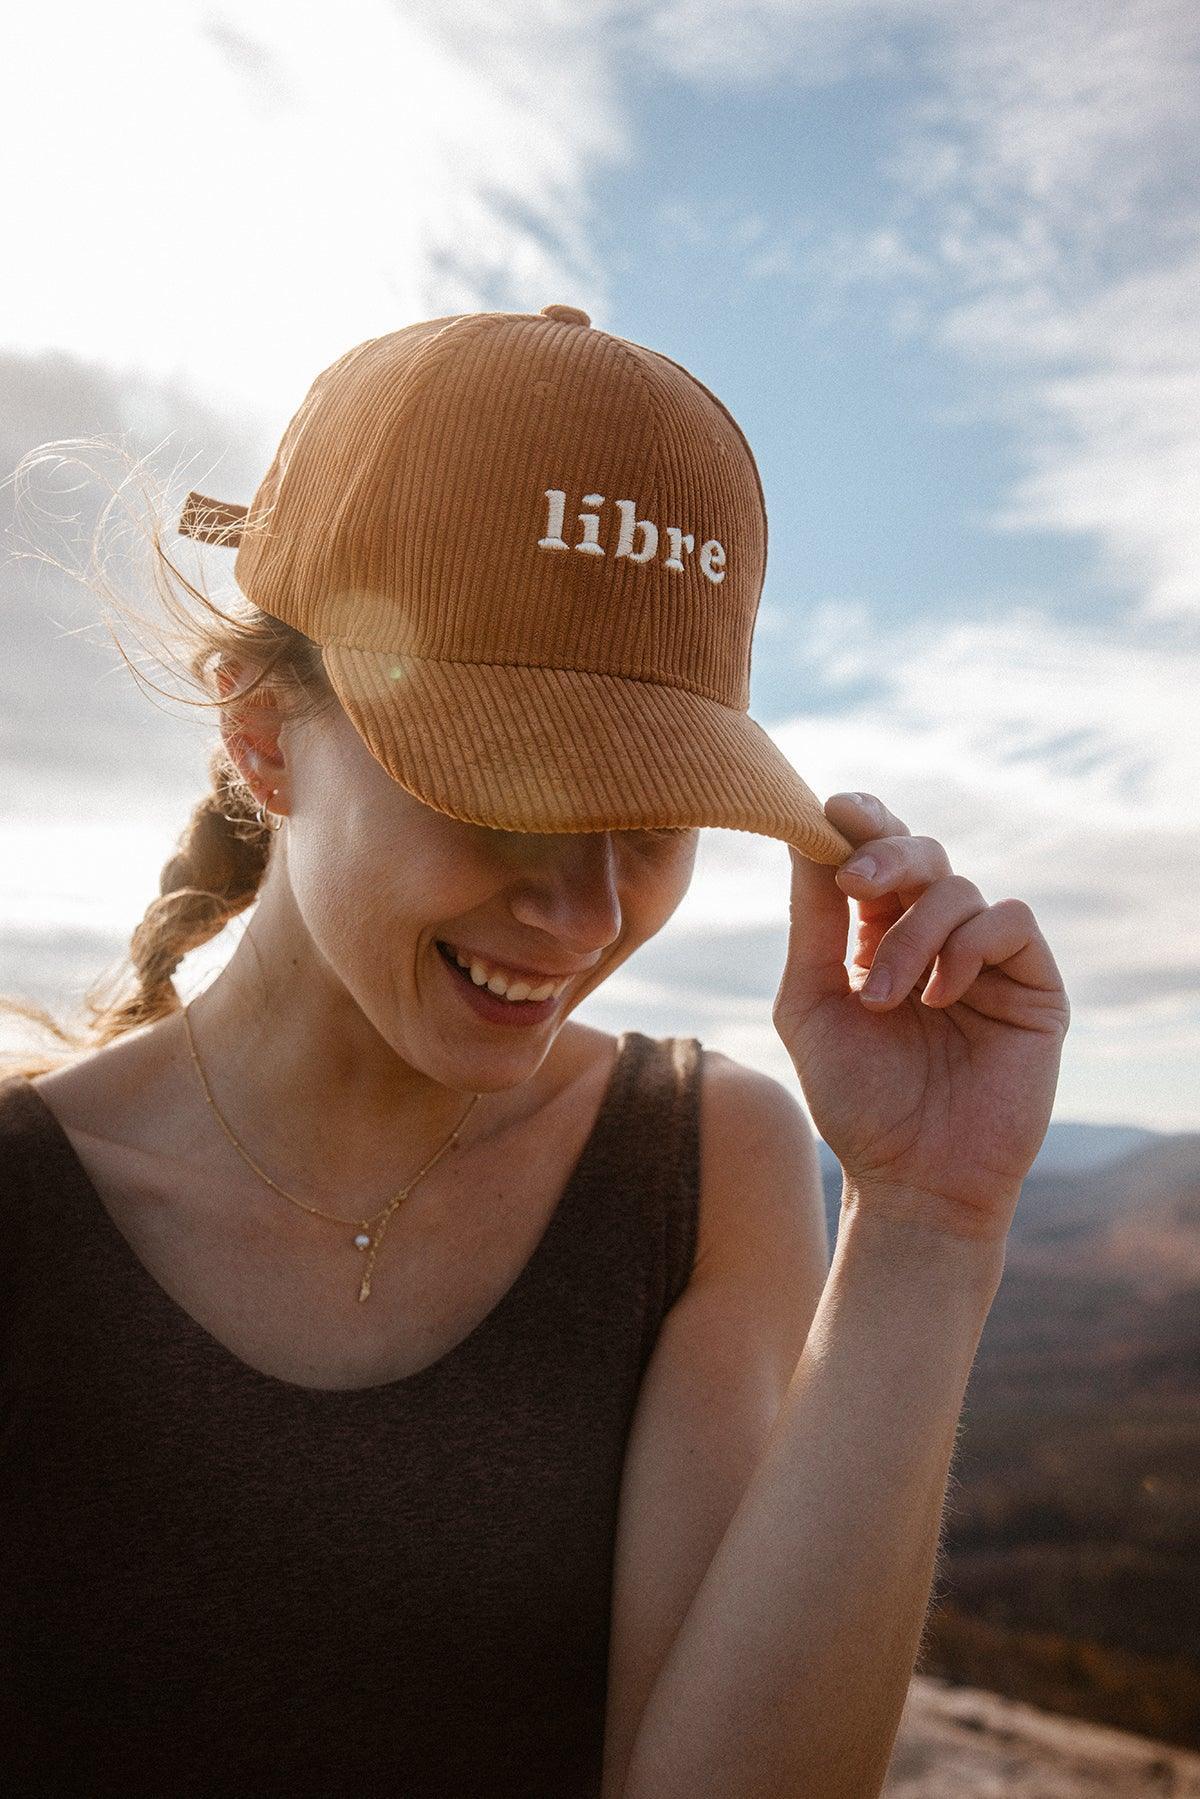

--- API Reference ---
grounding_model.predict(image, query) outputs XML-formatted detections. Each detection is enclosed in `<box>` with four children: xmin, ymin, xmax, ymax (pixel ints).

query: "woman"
<box><xmin>0</xmin><ymin>304</ymin><xmax>1069</xmax><ymax>1798</ymax></box>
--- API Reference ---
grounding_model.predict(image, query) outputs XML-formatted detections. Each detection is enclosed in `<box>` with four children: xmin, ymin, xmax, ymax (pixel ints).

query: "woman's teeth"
<box><xmin>440</xmin><ymin>942</ymin><xmax>570</xmax><ymax>1005</ymax></box>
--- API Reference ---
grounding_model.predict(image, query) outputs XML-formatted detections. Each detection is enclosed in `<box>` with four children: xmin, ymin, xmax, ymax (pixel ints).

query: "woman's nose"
<box><xmin>512</xmin><ymin>832</ymin><xmax>624</xmax><ymax>951</ymax></box>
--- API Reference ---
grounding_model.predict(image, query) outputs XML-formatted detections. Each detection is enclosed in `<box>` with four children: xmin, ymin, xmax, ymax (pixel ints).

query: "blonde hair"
<box><xmin>0</xmin><ymin>439</ymin><xmax>338</xmax><ymax>1081</ymax></box>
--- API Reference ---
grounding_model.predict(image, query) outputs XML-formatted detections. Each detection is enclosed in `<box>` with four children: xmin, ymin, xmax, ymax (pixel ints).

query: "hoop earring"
<box><xmin>254</xmin><ymin>787</ymin><xmax>285</xmax><ymax>832</ymax></box>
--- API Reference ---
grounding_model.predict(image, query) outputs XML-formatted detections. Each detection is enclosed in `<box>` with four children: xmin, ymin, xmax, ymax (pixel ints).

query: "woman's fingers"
<box><xmin>815</xmin><ymin>796</ymin><xmax>1067</xmax><ymax>1024</ymax></box>
<box><xmin>836</xmin><ymin>831</ymin><xmax>956</xmax><ymax>906</ymax></box>
<box><xmin>779</xmin><ymin>794</ymin><xmax>925</xmax><ymax>1015</ymax></box>
<box><xmin>778</xmin><ymin>792</ymin><xmax>964</xmax><ymax>1020</ymax></box>
<box><xmin>922</xmin><ymin>898</ymin><xmax>1073</xmax><ymax>1021</ymax></box>
<box><xmin>854</xmin><ymin>874</ymin><xmax>989</xmax><ymax>1006</ymax></box>
<box><xmin>781</xmin><ymin>796</ymin><xmax>887</xmax><ymax>995</ymax></box>
<box><xmin>824</xmin><ymin>791</ymin><xmax>912</xmax><ymax>844</ymax></box>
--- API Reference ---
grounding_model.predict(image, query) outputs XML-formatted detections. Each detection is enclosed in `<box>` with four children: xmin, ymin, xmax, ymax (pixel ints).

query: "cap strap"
<box><xmin>177</xmin><ymin>490</ymin><xmax>248</xmax><ymax>546</ymax></box>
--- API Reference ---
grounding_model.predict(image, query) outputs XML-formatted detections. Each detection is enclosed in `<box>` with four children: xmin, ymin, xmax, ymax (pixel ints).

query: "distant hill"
<box><xmin>815</xmin><ymin>1117</ymin><xmax>1174</xmax><ymax>1191</ymax></box>
<box><xmin>1023</xmin><ymin>1121</ymin><xmax>1178</xmax><ymax>1178</ymax></box>
<box><xmin>815</xmin><ymin>1132</ymin><xmax>1200</xmax><ymax>1751</ymax></box>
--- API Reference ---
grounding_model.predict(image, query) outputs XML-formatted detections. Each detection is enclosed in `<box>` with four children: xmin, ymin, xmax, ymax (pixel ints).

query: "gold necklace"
<box><xmin>181</xmin><ymin>1000</ymin><xmax>483</xmax><ymax>1303</ymax></box>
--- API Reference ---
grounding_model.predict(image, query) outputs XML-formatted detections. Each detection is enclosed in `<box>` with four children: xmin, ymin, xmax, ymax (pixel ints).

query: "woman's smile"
<box><xmin>434</xmin><ymin>937</ymin><xmax>570</xmax><ymax>1026</ymax></box>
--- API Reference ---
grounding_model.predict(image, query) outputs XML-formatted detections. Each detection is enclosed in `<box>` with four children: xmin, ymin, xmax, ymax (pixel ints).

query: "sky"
<box><xmin>1</xmin><ymin>0</ymin><xmax>1197</xmax><ymax>1132</ymax></box>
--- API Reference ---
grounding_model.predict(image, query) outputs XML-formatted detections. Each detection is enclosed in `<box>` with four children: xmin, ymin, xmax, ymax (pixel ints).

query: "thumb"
<box><xmin>775</xmin><ymin>801</ymin><xmax>863</xmax><ymax>1019</ymax></box>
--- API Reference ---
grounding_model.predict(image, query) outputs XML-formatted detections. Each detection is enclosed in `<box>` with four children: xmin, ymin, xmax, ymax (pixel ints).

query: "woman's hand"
<box><xmin>773</xmin><ymin>792</ymin><xmax>1071</xmax><ymax>1246</ymax></box>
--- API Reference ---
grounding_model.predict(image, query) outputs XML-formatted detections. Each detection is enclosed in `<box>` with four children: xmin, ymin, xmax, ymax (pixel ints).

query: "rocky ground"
<box><xmin>883</xmin><ymin>1675</ymin><xmax>1200</xmax><ymax>1796</ymax></box>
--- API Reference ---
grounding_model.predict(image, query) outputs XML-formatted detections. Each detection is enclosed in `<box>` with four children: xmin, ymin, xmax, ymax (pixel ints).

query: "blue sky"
<box><xmin>1</xmin><ymin>0</ymin><xmax>1196</xmax><ymax>1130</ymax></box>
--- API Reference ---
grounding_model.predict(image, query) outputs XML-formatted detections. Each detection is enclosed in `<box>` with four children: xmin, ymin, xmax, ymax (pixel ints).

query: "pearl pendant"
<box><xmin>354</xmin><ymin>1231</ymin><xmax>371</xmax><ymax>1250</ymax></box>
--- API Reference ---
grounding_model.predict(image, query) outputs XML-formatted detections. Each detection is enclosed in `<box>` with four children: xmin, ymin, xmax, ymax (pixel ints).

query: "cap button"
<box><xmin>539</xmin><ymin>303</ymin><xmax>591</xmax><ymax>327</ymax></box>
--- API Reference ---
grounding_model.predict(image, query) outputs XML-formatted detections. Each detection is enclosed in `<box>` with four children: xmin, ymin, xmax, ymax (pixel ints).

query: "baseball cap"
<box><xmin>177</xmin><ymin>302</ymin><xmax>854</xmax><ymax>866</ymax></box>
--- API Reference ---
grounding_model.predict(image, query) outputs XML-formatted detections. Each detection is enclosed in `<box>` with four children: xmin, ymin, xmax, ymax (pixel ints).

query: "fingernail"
<box><xmin>842</xmin><ymin>854</ymin><xmax>877</xmax><ymax>880</ymax></box>
<box><xmin>862</xmin><ymin>965</ymin><xmax>892</xmax><ymax>1001</ymax></box>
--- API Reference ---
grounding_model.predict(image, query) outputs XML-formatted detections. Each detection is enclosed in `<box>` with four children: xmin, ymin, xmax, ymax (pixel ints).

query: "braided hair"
<box><xmin>0</xmin><ymin>437</ymin><xmax>337</xmax><ymax>1079</ymax></box>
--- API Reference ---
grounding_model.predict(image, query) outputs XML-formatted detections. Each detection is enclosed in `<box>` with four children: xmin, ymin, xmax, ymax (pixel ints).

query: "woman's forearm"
<box><xmin>620</xmin><ymin>1187</ymin><xmax>1007</xmax><ymax>1799</ymax></box>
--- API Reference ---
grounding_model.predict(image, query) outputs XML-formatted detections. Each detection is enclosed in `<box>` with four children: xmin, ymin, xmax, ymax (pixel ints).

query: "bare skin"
<box><xmin>30</xmin><ymin>657</ymin><xmax>702</xmax><ymax>1389</ymax></box>
<box><xmin>30</xmin><ymin>1013</ymin><xmax>636</xmax><ymax>1390</ymax></box>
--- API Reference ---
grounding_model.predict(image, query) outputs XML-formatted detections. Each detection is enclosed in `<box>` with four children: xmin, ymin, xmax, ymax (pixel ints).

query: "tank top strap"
<box><xmin>579</xmin><ymin>1030</ymin><xmax>703</xmax><ymax>1350</ymax></box>
<box><xmin>0</xmin><ymin>1074</ymin><xmax>60</xmax><ymax>1370</ymax></box>
<box><xmin>0</xmin><ymin>1072</ymin><xmax>71</xmax><ymax>1211</ymax></box>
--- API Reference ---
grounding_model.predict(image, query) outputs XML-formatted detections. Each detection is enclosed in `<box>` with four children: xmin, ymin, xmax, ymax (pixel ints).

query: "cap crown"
<box><xmin>233</xmin><ymin>310</ymin><xmax>768</xmax><ymax>711</ymax></box>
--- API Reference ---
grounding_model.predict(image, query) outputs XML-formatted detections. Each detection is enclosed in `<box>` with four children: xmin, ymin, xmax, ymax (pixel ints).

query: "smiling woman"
<box><xmin>0</xmin><ymin>303</ymin><xmax>850</xmax><ymax>1798</ymax></box>
<box><xmin>0</xmin><ymin>302</ymin><xmax>1067</xmax><ymax>1799</ymax></box>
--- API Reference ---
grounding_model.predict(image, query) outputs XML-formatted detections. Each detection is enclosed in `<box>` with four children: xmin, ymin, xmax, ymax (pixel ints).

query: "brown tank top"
<box><xmin>0</xmin><ymin>1028</ymin><xmax>703</xmax><ymax>1799</ymax></box>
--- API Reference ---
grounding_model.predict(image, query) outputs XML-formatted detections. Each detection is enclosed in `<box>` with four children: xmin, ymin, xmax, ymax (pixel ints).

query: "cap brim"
<box><xmin>320</xmin><ymin>647</ymin><xmax>855</xmax><ymax>866</ymax></box>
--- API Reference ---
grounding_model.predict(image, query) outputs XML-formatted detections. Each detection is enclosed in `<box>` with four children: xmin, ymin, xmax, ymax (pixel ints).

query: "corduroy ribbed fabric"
<box><xmin>0</xmin><ymin>1030</ymin><xmax>702</xmax><ymax>1798</ymax></box>
<box><xmin>178</xmin><ymin>304</ymin><xmax>854</xmax><ymax>866</ymax></box>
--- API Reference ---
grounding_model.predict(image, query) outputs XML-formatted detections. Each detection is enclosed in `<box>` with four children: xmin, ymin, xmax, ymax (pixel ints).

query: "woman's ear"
<box><xmin>215</xmin><ymin>654</ymin><xmax>288</xmax><ymax>802</ymax></box>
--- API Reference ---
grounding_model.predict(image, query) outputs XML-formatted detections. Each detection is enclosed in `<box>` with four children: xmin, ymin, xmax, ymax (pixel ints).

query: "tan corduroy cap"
<box><xmin>178</xmin><ymin>303</ymin><xmax>854</xmax><ymax>865</ymax></box>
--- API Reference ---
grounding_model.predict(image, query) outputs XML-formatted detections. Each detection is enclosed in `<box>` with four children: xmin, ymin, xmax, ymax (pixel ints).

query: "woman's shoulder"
<box><xmin>0</xmin><ymin>1026</ymin><xmax>180</xmax><ymax>1219</ymax></box>
<box><xmin>569</xmin><ymin>1019</ymin><xmax>788</xmax><ymax>1126</ymax></box>
<box><xmin>7</xmin><ymin>1038</ymin><xmax>144</xmax><ymax>1153</ymax></box>
<box><xmin>690</xmin><ymin>1044</ymin><xmax>826</xmax><ymax>1276</ymax></box>
<box><xmin>0</xmin><ymin>1068</ymin><xmax>45</xmax><ymax>1145</ymax></box>
<box><xmin>572</xmin><ymin>1025</ymin><xmax>810</xmax><ymax>1272</ymax></box>
<box><xmin>0</xmin><ymin>1060</ymin><xmax>93</xmax><ymax>1210</ymax></box>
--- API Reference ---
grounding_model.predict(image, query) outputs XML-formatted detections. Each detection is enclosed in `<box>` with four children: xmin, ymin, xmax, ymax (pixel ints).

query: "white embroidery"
<box><xmin>575</xmin><ymin>493</ymin><xmax>606</xmax><ymax>557</ymax></box>
<box><xmin>699</xmin><ymin>539</ymin><xmax>726</xmax><ymax>583</ymax></box>
<box><xmin>613</xmin><ymin>499</ymin><xmax>657</xmax><ymax>564</ymax></box>
<box><xmin>538</xmin><ymin>489</ymin><xmax>569</xmax><ymax>550</ymax></box>
<box><xmin>663</xmin><ymin>525</ymin><xmax>694</xmax><ymax>572</ymax></box>
<box><xmin>538</xmin><ymin>488</ymin><xmax>726</xmax><ymax>583</ymax></box>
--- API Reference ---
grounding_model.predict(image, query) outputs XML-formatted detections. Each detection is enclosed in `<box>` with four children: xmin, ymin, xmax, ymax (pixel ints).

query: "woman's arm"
<box><xmin>619</xmin><ymin>1187</ymin><xmax>1005</xmax><ymax>1799</ymax></box>
<box><xmin>618</xmin><ymin>779</ymin><xmax>1066</xmax><ymax>1796</ymax></box>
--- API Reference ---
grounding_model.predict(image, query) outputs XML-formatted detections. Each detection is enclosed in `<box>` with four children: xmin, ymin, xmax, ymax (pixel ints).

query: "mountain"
<box><xmin>1025</xmin><ymin>1121</ymin><xmax>1177</xmax><ymax>1178</ymax></box>
<box><xmin>815</xmin><ymin>1117</ymin><xmax>1173</xmax><ymax>1191</ymax></box>
<box><xmin>813</xmin><ymin>1133</ymin><xmax>1200</xmax><ymax>1751</ymax></box>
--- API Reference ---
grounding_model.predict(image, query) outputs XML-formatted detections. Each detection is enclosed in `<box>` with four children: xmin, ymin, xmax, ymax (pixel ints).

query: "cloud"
<box><xmin>960</xmin><ymin>250</ymin><xmax>1200</xmax><ymax>621</ymax></box>
<box><xmin>898</xmin><ymin>0</ymin><xmax>1200</xmax><ymax>226</ymax></box>
<box><xmin>636</xmin><ymin>0</ymin><xmax>949</xmax><ymax>87</ymax></box>
<box><xmin>0</xmin><ymin>347</ymin><xmax>271</xmax><ymax>808</ymax></box>
<box><xmin>0</xmin><ymin>0</ymin><xmax>624</xmax><ymax>419</ymax></box>
<box><xmin>800</xmin><ymin>0</ymin><xmax>1200</xmax><ymax>623</ymax></box>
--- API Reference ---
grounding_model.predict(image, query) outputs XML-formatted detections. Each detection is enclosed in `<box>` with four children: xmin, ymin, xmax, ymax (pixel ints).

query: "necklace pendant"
<box><xmin>354</xmin><ymin>1230</ymin><xmax>372</xmax><ymax>1250</ymax></box>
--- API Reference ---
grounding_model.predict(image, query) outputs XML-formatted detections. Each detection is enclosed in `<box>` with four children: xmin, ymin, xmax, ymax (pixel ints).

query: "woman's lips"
<box><xmin>435</xmin><ymin>939</ymin><xmax>565</xmax><ymax>1026</ymax></box>
<box><xmin>438</xmin><ymin>939</ymin><xmax>581</xmax><ymax>983</ymax></box>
